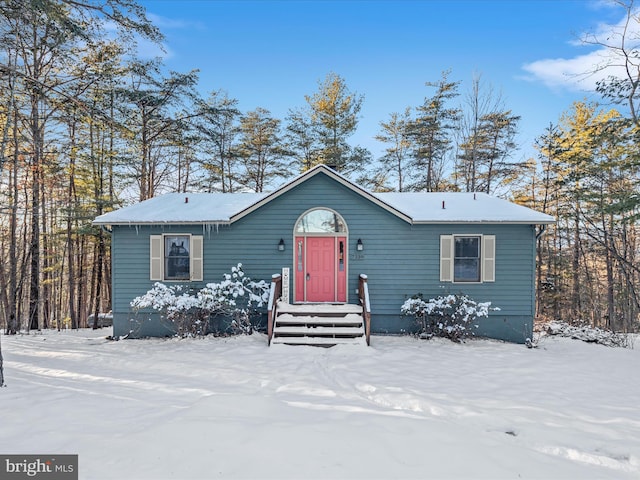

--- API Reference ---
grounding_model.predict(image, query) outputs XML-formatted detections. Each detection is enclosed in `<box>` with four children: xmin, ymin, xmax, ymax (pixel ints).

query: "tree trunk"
<box><xmin>93</xmin><ymin>231</ymin><xmax>105</xmax><ymax>329</ymax></box>
<box><xmin>571</xmin><ymin>208</ymin><xmax>581</xmax><ymax>321</ymax></box>
<box><xmin>7</xmin><ymin>104</ymin><xmax>19</xmax><ymax>334</ymax></box>
<box><xmin>66</xmin><ymin>118</ymin><xmax>78</xmax><ymax>330</ymax></box>
<box><xmin>28</xmin><ymin>94</ymin><xmax>41</xmax><ymax>331</ymax></box>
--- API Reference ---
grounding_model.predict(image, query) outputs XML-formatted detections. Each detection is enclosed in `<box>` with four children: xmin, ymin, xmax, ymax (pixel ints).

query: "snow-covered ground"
<box><xmin>1</xmin><ymin>329</ymin><xmax>639</xmax><ymax>479</ymax></box>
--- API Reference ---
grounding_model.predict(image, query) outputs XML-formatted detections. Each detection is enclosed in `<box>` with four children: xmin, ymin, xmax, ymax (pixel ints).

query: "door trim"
<box><xmin>293</xmin><ymin>208</ymin><xmax>349</xmax><ymax>303</ymax></box>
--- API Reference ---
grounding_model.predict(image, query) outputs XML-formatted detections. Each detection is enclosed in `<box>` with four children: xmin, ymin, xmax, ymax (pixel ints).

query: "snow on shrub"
<box><xmin>544</xmin><ymin>321</ymin><xmax>633</xmax><ymax>348</ymax></box>
<box><xmin>401</xmin><ymin>294</ymin><xmax>498</xmax><ymax>342</ymax></box>
<box><xmin>131</xmin><ymin>264</ymin><xmax>269</xmax><ymax>337</ymax></box>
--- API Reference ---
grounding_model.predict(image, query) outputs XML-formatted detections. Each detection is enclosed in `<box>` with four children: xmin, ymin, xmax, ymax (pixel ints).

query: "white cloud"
<box><xmin>521</xmin><ymin>49</ymin><xmax>623</xmax><ymax>92</ymax></box>
<box><xmin>522</xmin><ymin>5</ymin><xmax>640</xmax><ymax>93</ymax></box>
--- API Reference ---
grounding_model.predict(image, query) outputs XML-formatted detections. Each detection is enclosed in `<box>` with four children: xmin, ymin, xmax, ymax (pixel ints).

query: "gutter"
<box><xmin>535</xmin><ymin>224</ymin><xmax>547</xmax><ymax>240</ymax></box>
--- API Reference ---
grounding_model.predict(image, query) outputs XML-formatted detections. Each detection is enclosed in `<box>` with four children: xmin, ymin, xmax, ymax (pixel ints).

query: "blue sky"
<box><xmin>138</xmin><ymin>0</ymin><xmax>627</xmax><ymax>162</ymax></box>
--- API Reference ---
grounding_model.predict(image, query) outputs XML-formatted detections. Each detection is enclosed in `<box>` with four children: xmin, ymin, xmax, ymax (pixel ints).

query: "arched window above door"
<box><xmin>295</xmin><ymin>208</ymin><xmax>347</xmax><ymax>233</ymax></box>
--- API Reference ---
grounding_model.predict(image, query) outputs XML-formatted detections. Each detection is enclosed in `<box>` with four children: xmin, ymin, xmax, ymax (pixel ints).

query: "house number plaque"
<box><xmin>282</xmin><ymin>267</ymin><xmax>290</xmax><ymax>303</ymax></box>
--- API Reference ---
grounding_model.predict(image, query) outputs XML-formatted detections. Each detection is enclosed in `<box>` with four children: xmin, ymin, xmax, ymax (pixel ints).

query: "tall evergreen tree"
<box><xmin>194</xmin><ymin>90</ymin><xmax>241</xmax><ymax>192</ymax></box>
<box><xmin>409</xmin><ymin>70</ymin><xmax>460</xmax><ymax>192</ymax></box>
<box><xmin>0</xmin><ymin>0</ymin><xmax>160</xmax><ymax>332</ymax></box>
<box><xmin>293</xmin><ymin>72</ymin><xmax>368</xmax><ymax>174</ymax></box>
<box><xmin>236</xmin><ymin>107</ymin><xmax>289</xmax><ymax>192</ymax></box>
<box><xmin>285</xmin><ymin>106</ymin><xmax>320</xmax><ymax>172</ymax></box>
<box><xmin>374</xmin><ymin>108</ymin><xmax>413</xmax><ymax>192</ymax></box>
<box><xmin>534</xmin><ymin>101</ymin><xmax>640</xmax><ymax>330</ymax></box>
<box><xmin>120</xmin><ymin>59</ymin><xmax>198</xmax><ymax>200</ymax></box>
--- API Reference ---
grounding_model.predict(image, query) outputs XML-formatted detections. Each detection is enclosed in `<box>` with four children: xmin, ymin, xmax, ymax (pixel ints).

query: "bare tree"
<box><xmin>585</xmin><ymin>0</ymin><xmax>640</xmax><ymax>127</ymax></box>
<box><xmin>455</xmin><ymin>74</ymin><xmax>521</xmax><ymax>194</ymax></box>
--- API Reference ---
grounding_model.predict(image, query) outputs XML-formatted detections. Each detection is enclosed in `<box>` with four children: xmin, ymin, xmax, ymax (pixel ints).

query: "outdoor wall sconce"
<box><xmin>278</xmin><ymin>238</ymin><xmax>285</xmax><ymax>251</ymax></box>
<box><xmin>356</xmin><ymin>238</ymin><xmax>364</xmax><ymax>251</ymax></box>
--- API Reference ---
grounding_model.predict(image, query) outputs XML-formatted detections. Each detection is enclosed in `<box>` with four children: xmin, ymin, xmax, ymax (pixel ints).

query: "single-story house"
<box><xmin>93</xmin><ymin>164</ymin><xmax>555</xmax><ymax>345</ymax></box>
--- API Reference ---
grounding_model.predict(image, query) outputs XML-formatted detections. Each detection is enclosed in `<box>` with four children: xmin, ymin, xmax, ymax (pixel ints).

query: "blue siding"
<box><xmin>110</xmin><ymin>172</ymin><xmax>537</xmax><ymax>342</ymax></box>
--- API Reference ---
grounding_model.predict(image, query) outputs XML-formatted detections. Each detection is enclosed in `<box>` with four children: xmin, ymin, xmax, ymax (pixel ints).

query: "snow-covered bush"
<box><xmin>131</xmin><ymin>264</ymin><xmax>269</xmax><ymax>337</ymax></box>
<box><xmin>544</xmin><ymin>321</ymin><xmax>633</xmax><ymax>348</ymax></box>
<box><xmin>197</xmin><ymin>264</ymin><xmax>269</xmax><ymax>335</ymax></box>
<box><xmin>401</xmin><ymin>294</ymin><xmax>498</xmax><ymax>342</ymax></box>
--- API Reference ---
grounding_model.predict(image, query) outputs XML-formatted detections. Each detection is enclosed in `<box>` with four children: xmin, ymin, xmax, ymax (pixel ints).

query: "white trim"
<box><xmin>413</xmin><ymin>220</ymin><xmax>554</xmax><ymax>225</ymax></box>
<box><xmin>293</xmin><ymin>207</ymin><xmax>350</xmax><ymax>303</ymax></box>
<box><xmin>230</xmin><ymin>165</ymin><xmax>413</xmax><ymax>224</ymax></box>
<box><xmin>451</xmin><ymin>234</ymin><xmax>482</xmax><ymax>284</ymax></box>
<box><xmin>94</xmin><ymin>169</ymin><xmax>554</xmax><ymax>227</ymax></box>
<box><xmin>294</xmin><ymin>207</ymin><xmax>349</xmax><ymax>235</ymax></box>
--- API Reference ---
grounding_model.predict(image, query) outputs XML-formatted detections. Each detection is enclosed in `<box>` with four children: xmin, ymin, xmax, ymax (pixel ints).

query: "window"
<box><xmin>454</xmin><ymin>236</ymin><xmax>480</xmax><ymax>282</ymax></box>
<box><xmin>295</xmin><ymin>208</ymin><xmax>346</xmax><ymax>233</ymax></box>
<box><xmin>165</xmin><ymin>235</ymin><xmax>190</xmax><ymax>280</ymax></box>
<box><xmin>440</xmin><ymin>235</ymin><xmax>495</xmax><ymax>283</ymax></box>
<box><xmin>150</xmin><ymin>234</ymin><xmax>203</xmax><ymax>282</ymax></box>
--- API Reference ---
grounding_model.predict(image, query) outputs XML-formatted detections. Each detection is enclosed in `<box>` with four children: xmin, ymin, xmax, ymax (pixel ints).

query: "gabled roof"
<box><xmin>229</xmin><ymin>164</ymin><xmax>413</xmax><ymax>223</ymax></box>
<box><xmin>93</xmin><ymin>164</ymin><xmax>555</xmax><ymax>226</ymax></box>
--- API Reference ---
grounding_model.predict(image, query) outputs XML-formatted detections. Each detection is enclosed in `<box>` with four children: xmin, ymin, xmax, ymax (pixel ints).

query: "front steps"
<box><xmin>270</xmin><ymin>302</ymin><xmax>366</xmax><ymax>346</ymax></box>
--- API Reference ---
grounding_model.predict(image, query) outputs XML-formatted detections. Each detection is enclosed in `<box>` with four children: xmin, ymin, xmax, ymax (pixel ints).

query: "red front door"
<box><xmin>295</xmin><ymin>236</ymin><xmax>347</xmax><ymax>302</ymax></box>
<box><xmin>306</xmin><ymin>237</ymin><xmax>335</xmax><ymax>302</ymax></box>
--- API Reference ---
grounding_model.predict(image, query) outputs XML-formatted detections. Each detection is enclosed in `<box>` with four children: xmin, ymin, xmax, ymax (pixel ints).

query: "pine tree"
<box><xmin>285</xmin><ymin>106</ymin><xmax>321</xmax><ymax>172</ymax></box>
<box><xmin>120</xmin><ymin>60</ymin><xmax>198</xmax><ymax>200</ymax></box>
<box><xmin>291</xmin><ymin>72</ymin><xmax>368</xmax><ymax>174</ymax></box>
<box><xmin>0</xmin><ymin>0</ymin><xmax>160</xmax><ymax>332</ymax></box>
<box><xmin>237</xmin><ymin>107</ymin><xmax>290</xmax><ymax>192</ymax></box>
<box><xmin>374</xmin><ymin>108</ymin><xmax>413</xmax><ymax>192</ymax></box>
<box><xmin>194</xmin><ymin>90</ymin><xmax>241</xmax><ymax>192</ymax></box>
<box><xmin>409</xmin><ymin>70</ymin><xmax>460</xmax><ymax>192</ymax></box>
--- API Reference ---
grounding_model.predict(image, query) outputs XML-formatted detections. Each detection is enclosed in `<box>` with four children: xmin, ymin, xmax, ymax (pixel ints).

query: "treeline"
<box><xmin>0</xmin><ymin>0</ymin><xmax>638</xmax><ymax>333</ymax></box>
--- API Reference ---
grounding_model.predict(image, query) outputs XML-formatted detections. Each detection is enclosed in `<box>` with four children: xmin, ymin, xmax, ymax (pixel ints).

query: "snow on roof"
<box><xmin>376</xmin><ymin>192</ymin><xmax>555</xmax><ymax>224</ymax></box>
<box><xmin>94</xmin><ymin>190</ymin><xmax>554</xmax><ymax>225</ymax></box>
<box><xmin>93</xmin><ymin>192</ymin><xmax>267</xmax><ymax>225</ymax></box>
<box><xmin>93</xmin><ymin>167</ymin><xmax>554</xmax><ymax>226</ymax></box>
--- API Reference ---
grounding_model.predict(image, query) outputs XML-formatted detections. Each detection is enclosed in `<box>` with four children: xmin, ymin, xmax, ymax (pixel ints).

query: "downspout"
<box><xmin>535</xmin><ymin>224</ymin><xmax>547</xmax><ymax>240</ymax></box>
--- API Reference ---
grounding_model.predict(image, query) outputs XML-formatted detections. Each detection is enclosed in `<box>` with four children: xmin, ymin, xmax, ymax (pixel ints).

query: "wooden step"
<box><xmin>271</xmin><ymin>336</ymin><xmax>367</xmax><ymax>346</ymax></box>
<box><xmin>276</xmin><ymin>302</ymin><xmax>363</xmax><ymax>315</ymax></box>
<box><xmin>270</xmin><ymin>302</ymin><xmax>367</xmax><ymax>347</ymax></box>
<box><xmin>275</xmin><ymin>313</ymin><xmax>363</xmax><ymax>326</ymax></box>
<box><xmin>273</xmin><ymin>325</ymin><xmax>364</xmax><ymax>336</ymax></box>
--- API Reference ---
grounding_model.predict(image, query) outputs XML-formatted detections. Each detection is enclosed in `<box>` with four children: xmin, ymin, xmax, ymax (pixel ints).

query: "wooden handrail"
<box><xmin>267</xmin><ymin>274</ymin><xmax>282</xmax><ymax>345</ymax></box>
<box><xmin>358</xmin><ymin>274</ymin><xmax>371</xmax><ymax>346</ymax></box>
